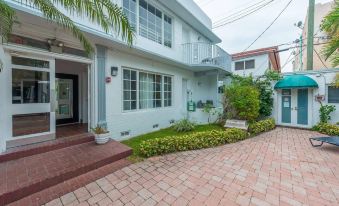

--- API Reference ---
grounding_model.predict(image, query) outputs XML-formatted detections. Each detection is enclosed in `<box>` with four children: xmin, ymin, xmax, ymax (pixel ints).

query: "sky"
<box><xmin>193</xmin><ymin>0</ymin><xmax>333</xmax><ymax>72</ymax></box>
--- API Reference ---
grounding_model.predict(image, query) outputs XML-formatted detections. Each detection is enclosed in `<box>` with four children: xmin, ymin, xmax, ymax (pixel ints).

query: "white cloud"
<box><xmin>194</xmin><ymin>0</ymin><xmax>333</xmax><ymax>72</ymax></box>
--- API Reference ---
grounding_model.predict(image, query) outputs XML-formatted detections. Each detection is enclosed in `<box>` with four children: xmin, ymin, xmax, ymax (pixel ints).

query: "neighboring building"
<box><xmin>0</xmin><ymin>0</ymin><xmax>231</xmax><ymax>152</ymax></box>
<box><xmin>292</xmin><ymin>1</ymin><xmax>335</xmax><ymax>71</ymax></box>
<box><xmin>231</xmin><ymin>46</ymin><xmax>281</xmax><ymax>77</ymax></box>
<box><xmin>272</xmin><ymin>69</ymin><xmax>339</xmax><ymax>128</ymax></box>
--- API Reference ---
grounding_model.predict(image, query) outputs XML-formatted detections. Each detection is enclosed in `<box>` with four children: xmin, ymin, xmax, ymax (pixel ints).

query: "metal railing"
<box><xmin>182</xmin><ymin>42</ymin><xmax>231</xmax><ymax>72</ymax></box>
<box><xmin>9</xmin><ymin>0</ymin><xmax>36</xmax><ymax>8</ymax></box>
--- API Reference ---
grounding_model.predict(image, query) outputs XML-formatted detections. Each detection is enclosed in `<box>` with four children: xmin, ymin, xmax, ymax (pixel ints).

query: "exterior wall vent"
<box><xmin>120</xmin><ymin>131</ymin><xmax>130</xmax><ymax>137</ymax></box>
<box><xmin>153</xmin><ymin>124</ymin><xmax>159</xmax><ymax>129</ymax></box>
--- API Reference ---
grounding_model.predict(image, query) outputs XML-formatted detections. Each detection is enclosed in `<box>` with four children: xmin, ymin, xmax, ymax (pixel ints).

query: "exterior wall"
<box><xmin>232</xmin><ymin>54</ymin><xmax>269</xmax><ymax>77</ymax></box>
<box><xmin>7</xmin><ymin>0</ymin><xmax>216</xmax><ymax>66</ymax></box>
<box><xmin>104</xmin><ymin>49</ymin><xmax>218</xmax><ymax>140</ymax></box>
<box><xmin>0</xmin><ymin>42</ymin><xmax>9</xmax><ymax>152</ymax></box>
<box><xmin>293</xmin><ymin>2</ymin><xmax>334</xmax><ymax>71</ymax></box>
<box><xmin>273</xmin><ymin>70</ymin><xmax>339</xmax><ymax>128</ymax></box>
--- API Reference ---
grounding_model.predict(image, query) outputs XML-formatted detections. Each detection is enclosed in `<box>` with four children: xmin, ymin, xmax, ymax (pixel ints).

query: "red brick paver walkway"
<box><xmin>46</xmin><ymin>127</ymin><xmax>339</xmax><ymax>206</ymax></box>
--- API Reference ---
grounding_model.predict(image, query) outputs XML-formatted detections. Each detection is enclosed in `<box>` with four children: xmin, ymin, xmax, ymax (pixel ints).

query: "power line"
<box><xmin>213</xmin><ymin>0</ymin><xmax>274</xmax><ymax>28</ymax></box>
<box><xmin>213</xmin><ymin>0</ymin><xmax>271</xmax><ymax>24</ymax></box>
<box><xmin>314</xmin><ymin>48</ymin><xmax>329</xmax><ymax>69</ymax></box>
<box><xmin>243</xmin><ymin>0</ymin><xmax>294</xmax><ymax>51</ymax></box>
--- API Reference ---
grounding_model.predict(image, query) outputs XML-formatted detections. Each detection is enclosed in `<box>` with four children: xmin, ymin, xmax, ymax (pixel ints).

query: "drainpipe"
<box><xmin>300</xmin><ymin>35</ymin><xmax>303</xmax><ymax>71</ymax></box>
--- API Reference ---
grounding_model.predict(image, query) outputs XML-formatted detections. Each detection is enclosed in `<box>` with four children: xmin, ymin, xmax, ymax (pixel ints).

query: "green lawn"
<box><xmin>121</xmin><ymin>124</ymin><xmax>224</xmax><ymax>162</ymax></box>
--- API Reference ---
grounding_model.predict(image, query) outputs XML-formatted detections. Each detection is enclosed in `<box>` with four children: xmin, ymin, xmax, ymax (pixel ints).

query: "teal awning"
<box><xmin>274</xmin><ymin>75</ymin><xmax>318</xmax><ymax>89</ymax></box>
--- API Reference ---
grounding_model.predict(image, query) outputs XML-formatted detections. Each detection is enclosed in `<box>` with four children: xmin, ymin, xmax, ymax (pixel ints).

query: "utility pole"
<box><xmin>300</xmin><ymin>35</ymin><xmax>303</xmax><ymax>71</ymax></box>
<box><xmin>306</xmin><ymin>0</ymin><xmax>315</xmax><ymax>70</ymax></box>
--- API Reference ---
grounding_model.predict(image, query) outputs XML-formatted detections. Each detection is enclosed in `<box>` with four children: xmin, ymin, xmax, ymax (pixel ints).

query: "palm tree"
<box><xmin>0</xmin><ymin>0</ymin><xmax>134</xmax><ymax>55</ymax></box>
<box><xmin>321</xmin><ymin>0</ymin><xmax>339</xmax><ymax>67</ymax></box>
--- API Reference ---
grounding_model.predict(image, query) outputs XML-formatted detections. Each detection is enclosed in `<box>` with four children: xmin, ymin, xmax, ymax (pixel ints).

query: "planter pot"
<box><xmin>94</xmin><ymin>133</ymin><xmax>110</xmax><ymax>144</ymax></box>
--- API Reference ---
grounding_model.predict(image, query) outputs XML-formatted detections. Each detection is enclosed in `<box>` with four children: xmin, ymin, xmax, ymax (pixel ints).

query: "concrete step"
<box><xmin>0</xmin><ymin>140</ymin><xmax>132</xmax><ymax>205</ymax></box>
<box><xmin>0</xmin><ymin>133</ymin><xmax>95</xmax><ymax>163</ymax></box>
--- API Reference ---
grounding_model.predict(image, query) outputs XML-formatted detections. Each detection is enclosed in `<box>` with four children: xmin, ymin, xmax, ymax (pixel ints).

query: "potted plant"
<box><xmin>91</xmin><ymin>125</ymin><xmax>110</xmax><ymax>144</ymax></box>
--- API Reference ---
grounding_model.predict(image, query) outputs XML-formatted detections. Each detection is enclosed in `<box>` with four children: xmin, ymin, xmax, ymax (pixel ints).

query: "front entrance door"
<box><xmin>297</xmin><ymin>89</ymin><xmax>308</xmax><ymax>125</ymax></box>
<box><xmin>281</xmin><ymin>89</ymin><xmax>292</xmax><ymax>123</ymax></box>
<box><xmin>56</xmin><ymin>74</ymin><xmax>78</xmax><ymax>125</ymax></box>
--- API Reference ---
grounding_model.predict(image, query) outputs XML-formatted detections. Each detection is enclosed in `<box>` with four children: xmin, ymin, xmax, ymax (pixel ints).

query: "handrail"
<box><xmin>182</xmin><ymin>42</ymin><xmax>231</xmax><ymax>72</ymax></box>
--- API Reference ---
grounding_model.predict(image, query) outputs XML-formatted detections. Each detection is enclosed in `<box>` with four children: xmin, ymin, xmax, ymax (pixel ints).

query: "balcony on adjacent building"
<box><xmin>182</xmin><ymin>42</ymin><xmax>232</xmax><ymax>73</ymax></box>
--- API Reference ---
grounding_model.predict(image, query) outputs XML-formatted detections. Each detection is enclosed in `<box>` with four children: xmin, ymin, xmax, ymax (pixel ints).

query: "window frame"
<box><xmin>123</xmin><ymin>0</ymin><xmax>137</xmax><ymax>30</ymax></box>
<box><xmin>328</xmin><ymin>86</ymin><xmax>339</xmax><ymax>104</ymax></box>
<box><xmin>234</xmin><ymin>59</ymin><xmax>256</xmax><ymax>70</ymax></box>
<box><xmin>122</xmin><ymin>67</ymin><xmax>173</xmax><ymax>112</ymax></box>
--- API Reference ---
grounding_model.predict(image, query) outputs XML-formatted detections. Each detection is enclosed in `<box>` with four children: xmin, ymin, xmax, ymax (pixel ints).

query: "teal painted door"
<box><xmin>297</xmin><ymin>89</ymin><xmax>308</xmax><ymax>125</ymax></box>
<box><xmin>282</xmin><ymin>89</ymin><xmax>291</xmax><ymax>123</ymax></box>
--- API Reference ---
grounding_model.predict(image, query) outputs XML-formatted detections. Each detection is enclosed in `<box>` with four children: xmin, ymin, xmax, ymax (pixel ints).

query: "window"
<box><xmin>139</xmin><ymin>72</ymin><xmax>162</xmax><ymax>109</ymax></box>
<box><xmin>123</xmin><ymin>69</ymin><xmax>137</xmax><ymax>110</ymax></box>
<box><xmin>12</xmin><ymin>69</ymin><xmax>50</xmax><ymax>104</ymax></box>
<box><xmin>139</xmin><ymin>0</ymin><xmax>162</xmax><ymax>44</ymax></box>
<box><xmin>234</xmin><ymin>59</ymin><xmax>255</xmax><ymax>70</ymax></box>
<box><xmin>328</xmin><ymin>86</ymin><xmax>339</xmax><ymax>103</ymax></box>
<box><xmin>12</xmin><ymin>113</ymin><xmax>50</xmax><ymax>137</ymax></box>
<box><xmin>234</xmin><ymin>61</ymin><xmax>244</xmax><ymax>71</ymax></box>
<box><xmin>123</xmin><ymin>0</ymin><xmax>137</xmax><ymax>29</ymax></box>
<box><xmin>123</xmin><ymin>68</ymin><xmax>173</xmax><ymax>111</ymax></box>
<box><xmin>164</xmin><ymin>14</ymin><xmax>172</xmax><ymax>48</ymax></box>
<box><xmin>12</xmin><ymin>56</ymin><xmax>49</xmax><ymax>68</ymax></box>
<box><xmin>164</xmin><ymin>76</ymin><xmax>172</xmax><ymax>107</ymax></box>
<box><xmin>245</xmin><ymin>59</ymin><xmax>255</xmax><ymax>69</ymax></box>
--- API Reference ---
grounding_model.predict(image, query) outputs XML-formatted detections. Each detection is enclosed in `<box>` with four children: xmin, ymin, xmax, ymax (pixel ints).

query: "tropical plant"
<box><xmin>91</xmin><ymin>125</ymin><xmax>109</xmax><ymax>134</ymax></box>
<box><xmin>248</xmin><ymin>118</ymin><xmax>276</xmax><ymax>135</ymax></box>
<box><xmin>202</xmin><ymin>103</ymin><xmax>219</xmax><ymax>124</ymax></box>
<box><xmin>0</xmin><ymin>0</ymin><xmax>134</xmax><ymax>54</ymax></box>
<box><xmin>224</xmin><ymin>84</ymin><xmax>260</xmax><ymax>121</ymax></box>
<box><xmin>172</xmin><ymin>119</ymin><xmax>196</xmax><ymax>133</ymax></box>
<box><xmin>313</xmin><ymin>123</ymin><xmax>339</xmax><ymax>136</ymax></box>
<box><xmin>139</xmin><ymin>128</ymin><xmax>248</xmax><ymax>157</ymax></box>
<box><xmin>319</xmin><ymin>103</ymin><xmax>336</xmax><ymax>123</ymax></box>
<box><xmin>320</xmin><ymin>0</ymin><xmax>339</xmax><ymax>67</ymax></box>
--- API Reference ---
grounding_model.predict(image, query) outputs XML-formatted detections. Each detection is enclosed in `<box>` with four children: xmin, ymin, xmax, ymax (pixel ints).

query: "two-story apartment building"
<box><xmin>231</xmin><ymin>46</ymin><xmax>281</xmax><ymax>77</ymax></box>
<box><xmin>0</xmin><ymin>0</ymin><xmax>231</xmax><ymax>152</ymax></box>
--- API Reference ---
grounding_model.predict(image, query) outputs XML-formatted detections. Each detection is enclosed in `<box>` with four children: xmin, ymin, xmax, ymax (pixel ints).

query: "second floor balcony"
<box><xmin>182</xmin><ymin>43</ymin><xmax>232</xmax><ymax>73</ymax></box>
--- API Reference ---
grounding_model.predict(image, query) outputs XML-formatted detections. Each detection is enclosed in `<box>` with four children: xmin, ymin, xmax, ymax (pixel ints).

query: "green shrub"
<box><xmin>319</xmin><ymin>104</ymin><xmax>336</xmax><ymax>123</ymax></box>
<box><xmin>224</xmin><ymin>84</ymin><xmax>260</xmax><ymax>121</ymax></box>
<box><xmin>249</xmin><ymin>118</ymin><xmax>276</xmax><ymax>135</ymax></box>
<box><xmin>172</xmin><ymin>119</ymin><xmax>196</xmax><ymax>132</ymax></box>
<box><xmin>138</xmin><ymin>129</ymin><xmax>248</xmax><ymax>157</ymax></box>
<box><xmin>313</xmin><ymin>123</ymin><xmax>339</xmax><ymax>136</ymax></box>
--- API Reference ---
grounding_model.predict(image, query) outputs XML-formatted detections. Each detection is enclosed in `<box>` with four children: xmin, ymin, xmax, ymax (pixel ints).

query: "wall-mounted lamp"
<box><xmin>111</xmin><ymin>66</ymin><xmax>118</xmax><ymax>76</ymax></box>
<box><xmin>47</xmin><ymin>39</ymin><xmax>64</xmax><ymax>53</ymax></box>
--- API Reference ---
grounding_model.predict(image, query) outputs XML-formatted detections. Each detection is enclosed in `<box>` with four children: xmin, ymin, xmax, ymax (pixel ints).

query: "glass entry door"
<box><xmin>56</xmin><ymin>74</ymin><xmax>78</xmax><ymax>125</ymax></box>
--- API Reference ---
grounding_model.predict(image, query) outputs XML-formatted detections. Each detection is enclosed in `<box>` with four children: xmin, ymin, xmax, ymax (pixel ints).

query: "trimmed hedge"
<box><xmin>139</xmin><ymin>128</ymin><xmax>248</xmax><ymax>157</ymax></box>
<box><xmin>313</xmin><ymin>123</ymin><xmax>339</xmax><ymax>136</ymax></box>
<box><xmin>249</xmin><ymin>118</ymin><xmax>275</xmax><ymax>135</ymax></box>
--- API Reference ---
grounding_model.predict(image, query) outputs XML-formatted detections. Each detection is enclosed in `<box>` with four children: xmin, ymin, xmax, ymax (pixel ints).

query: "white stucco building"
<box><xmin>272</xmin><ymin>69</ymin><xmax>339</xmax><ymax>128</ymax></box>
<box><xmin>0</xmin><ymin>0</ymin><xmax>231</xmax><ymax>152</ymax></box>
<box><xmin>231</xmin><ymin>46</ymin><xmax>281</xmax><ymax>77</ymax></box>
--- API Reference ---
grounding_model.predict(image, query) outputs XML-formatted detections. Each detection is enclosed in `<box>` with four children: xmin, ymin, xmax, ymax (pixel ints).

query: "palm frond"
<box><xmin>321</xmin><ymin>0</ymin><xmax>339</xmax><ymax>66</ymax></box>
<box><xmin>52</xmin><ymin>0</ymin><xmax>134</xmax><ymax>45</ymax></box>
<box><xmin>0</xmin><ymin>0</ymin><xmax>16</xmax><ymax>41</ymax></box>
<box><xmin>32</xmin><ymin>0</ymin><xmax>93</xmax><ymax>54</ymax></box>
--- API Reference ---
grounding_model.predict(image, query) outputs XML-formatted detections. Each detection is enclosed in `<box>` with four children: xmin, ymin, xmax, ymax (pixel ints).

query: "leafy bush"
<box><xmin>224</xmin><ymin>84</ymin><xmax>260</xmax><ymax>121</ymax></box>
<box><xmin>319</xmin><ymin>104</ymin><xmax>336</xmax><ymax>123</ymax></box>
<box><xmin>249</xmin><ymin>118</ymin><xmax>276</xmax><ymax>135</ymax></box>
<box><xmin>313</xmin><ymin>123</ymin><xmax>339</xmax><ymax>136</ymax></box>
<box><xmin>139</xmin><ymin>129</ymin><xmax>248</xmax><ymax>157</ymax></box>
<box><xmin>172</xmin><ymin>119</ymin><xmax>196</xmax><ymax>132</ymax></box>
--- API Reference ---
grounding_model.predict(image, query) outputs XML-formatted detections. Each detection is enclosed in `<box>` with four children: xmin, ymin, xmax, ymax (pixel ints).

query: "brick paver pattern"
<box><xmin>46</xmin><ymin>127</ymin><xmax>339</xmax><ymax>206</ymax></box>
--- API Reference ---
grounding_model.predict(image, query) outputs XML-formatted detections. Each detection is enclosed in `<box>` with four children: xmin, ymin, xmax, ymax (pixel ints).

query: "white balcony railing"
<box><xmin>182</xmin><ymin>42</ymin><xmax>231</xmax><ymax>72</ymax></box>
<box><xmin>9</xmin><ymin>0</ymin><xmax>36</xmax><ymax>8</ymax></box>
